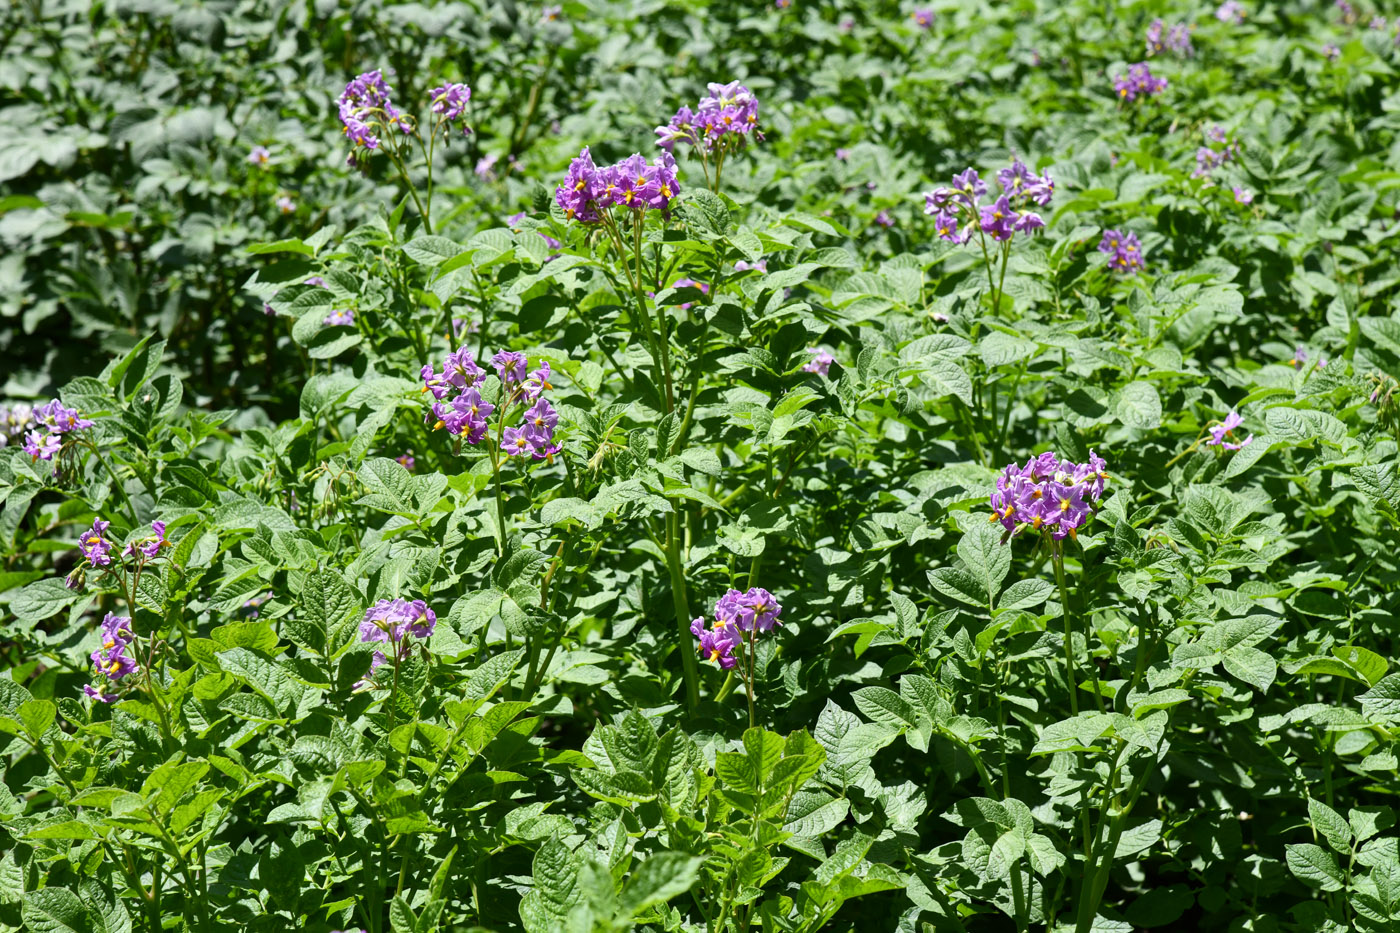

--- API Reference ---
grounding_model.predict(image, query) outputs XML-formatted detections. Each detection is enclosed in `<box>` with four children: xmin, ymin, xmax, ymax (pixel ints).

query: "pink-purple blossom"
<box><xmin>803</xmin><ymin>348</ymin><xmax>834</xmax><ymax>375</ymax></box>
<box><xmin>989</xmin><ymin>451</ymin><xmax>1109</xmax><ymax>542</ymax></box>
<box><xmin>123</xmin><ymin>521</ymin><xmax>167</xmax><ymax>560</ymax></box>
<box><xmin>80</xmin><ymin>519</ymin><xmax>113</xmax><ymax>568</ymax></box>
<box><xmin>555</xmin><ymin>146</ymin><xmax>680</xmax><ymax>223</ymax></box>
<box><xmin>655</xmin><ymin>81</ymin><xmax>761</xmax><ymax>153</ymax></box>
<box><xmin>1146</xmin><ymin>19</ymin><xmax>1194</xmax><ymax>57</ymax></box>
<box><xmin>86</xmin><ymin>612</ymin><xmax>138</xmax><ymax>702</ymax></box>
<box><xmin>923</xmin><ymin>160</ymin><xmax>1050</xmax><ymax>246</ymax></box>
<box><xmin>1207</xmin><ymin>410</ymin><xmax>1253</xmax><ymax>450</ymax></box>
<box><xmin>1098</xmin><ymin>229</ymin><xmax>1145</xmax><ymax>273</ymax></box>
<box><xmin>1216</xmin><ymin>1</ymin><xmax>1246</xmax><ymax>23</ymax></box>
<box><xmin>1113</xmin><ymin>63</ymin><xmax>1168</xmax><ymax>102</ymax></box>
<box><xmin>428</xmin><ymin>82</ymin><xmax>471</xmax><ymax>132</ymax></box>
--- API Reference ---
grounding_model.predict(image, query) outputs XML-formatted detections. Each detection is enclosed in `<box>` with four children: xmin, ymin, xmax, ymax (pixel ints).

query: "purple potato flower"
<box><xmin>123</xmin><ymin>520</ymin><xmax>167</xmax><ymax>560</ymax></box>
<box><xmin>1216</xmin><ymin>1</ymin><xmax>1246</xmax><ymax>23</ymax></box>
<box><xmin>248</xmin><ymin>146</ymin><xmax>271</xmax><ymax>166</ymax></box>
<box><xmin>803</xmin><ymin>348</ymin><xmax>835</xmax><ymax>375</ymax></box>
<box><xmin>80</xmin><ymin>520</ymin><xmax>113</xmax><ymax>568</ymax></box>
<box><xmin>324</xmin><ymin>309</ymin><xmax>355</xmax><ymax>327</ymax></box>
<box><xmin>1114</xmin><ymin>62</ymin><xmax>1168</xmax><ymax>102</ymax></box>
<box><xmin>988</xmin><ymin>451</ymin><xmax>1110</xmax><ymax>541</ymax></box>
<box><xmin>24</xmin><ymin>431</ymin><xmax>61</xmax><ymax>461</ymax></box>
<box><xmin>1098</xmin><ymin>229</ymin><xmax>1145</xmax><ymax>273</ymax></box>
<box><xmin>429</xmin><ymin>82</ymin><xmax>472</xmax><ymax>131</ymax></box>
<box><xmin>1206</xmin><ymin>410</ymin><xmax>1253</xmax><ymax>450</ymax></box>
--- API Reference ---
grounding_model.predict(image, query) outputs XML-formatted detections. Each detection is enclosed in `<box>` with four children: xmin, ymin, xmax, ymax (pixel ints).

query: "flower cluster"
<box><xmin>422</xmin><ymin>347</ymin><xmax>559</xmax><ymax>460</ymax></box>
<box><xmin>923</xmin><ymin>161</ymin><xmax>1052</xmax><ymax>245</ymax></box>
<box><xmin>1146</xmin><ymin>19</ymin><xmax>1194</xmax><ymax>57</ymax></box>
<box><xmin>85</xmin><ymin>613</ymin><xmax>138</xmax><ymax>703</ymax></box>
<box><xmin>428</xmin><ymin>82</ymin><xmax>471</xmax><ymax>133</ymax></box>
<box><xmin>123</xmin><ymin>520</ymin><xmax>168</xmax><ymax>560</ymax></box>
<box><xmin>1216</xmin><ymin>1</ymin><xmax>1246</xmax><ymax>23</ymax></box>
<box><xmin>1207</xmin><ymin>410</ymin><xmax>1253</xmax><ymax>450</ymax></box>
<box><xmin>1192</xmin><ymin>125</ymin><xmax>1240</xmax><ymax>180</ymax></box>
<box><xmin>1098</xmin><ymin>229</ymin><xmax>1145</xmax><ymax>273</ymax></box>
<box><xmin>338</xmin><ymin>69</ymin><xmax>406</xmax><ymax>156</ymax></box>
<box><xmin>355</xmin><ymin>599</ymin><xmax>438</xmax><ymax>690</ymax></box>
<box><xmin>689</xmin><ymin>587</ymin><xmax>783</xmax><ymax>669</ymax></box>
<box><xmin>20</xmin><ymin>400</ymin><xmax>94</xmax><ymax>462</ymax></box>
<box><xmin>803</xmin><ymin>348</ymin><xmax>834</xmax><ymax>375</ymax></box>
<box><xmin>655</xmin><ymin>81</ymin><xmax>761</xmax><ymax>153</ymax></box>
<box><xmin>911</xmin><ymin>8</ymin><xmax>934</xmax><ymax>28</ymax></box>
<box><xmin>1113</xmin><ymin>63</ymin><xmax>1168</xmax><ymax>102</ymax></box>
<box><xmin>1291</xmin><ymin>346</ymin><xmax>1328</xmax><ymax>369</ymax></box>
<box><xmin>989</xmin><ymin>451</ymin><xmax>1109</xmax><ymax>541</ymax></box>
<box><xmin>0</xmin><ymin>403</ymin><xmax>31</xmax><ymax>448</ymax></box>
<box><xmin>555</xmin><ymin>147</ymin><xmax>681</xmax><ymax>223</ymax></box>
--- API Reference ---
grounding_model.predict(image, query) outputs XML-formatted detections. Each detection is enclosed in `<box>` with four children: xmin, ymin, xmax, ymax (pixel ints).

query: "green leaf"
<box><xmin>402</xmin><ymin>236</ymin><xmax>468</xmax><ymax>266</ymax></box>
<box><xmin>1360</xmin><ymin>674</ymin><xmax>1400</xmax><ymax>722</ymax></box>
<box><xmin>1285</xmin><ymin>843</ymin><xmax>1345</xmax><ymax>891</ymax></box>
<box><xmin>619</xmin><ymin>852</ymin><xmax>703</xmax><ymax>916</ymax></box>
<box><xmin>22</xmin><ymin>889</ymin><xmax>93</xmax><ymax>933</ymax></box>
<box><xmin>1308</xmin><ymin>798</ymin><xmax>1353</xmax><ymax>853</ymax></box>
<box><xmin>996</xmin><ymin>578</ymin><xmax>1054</xmax><ymax>613</ymax></box>
<box><xmin>682</xmin><ymin>189</ymin><xmax>731</xmax><ymax>238</ymax></box>
<box><xmin>10</xmin><ymin>578</ymin><xmax>80</xmax><ymax>623</ymax></box>
<box><xmin>1115</xmin><ymin>381</ymin><xmax>1162</xmax><ymax>430</ymax></box>
<box><xmin>1222</xmin><ymin>646</ymin><xmax>1276</xmax><ymax>692</ymax></box>
<box><xmin>18</xmin><ymin>698</ymin><xmax>55</xmax><ymax>740</ymax></box>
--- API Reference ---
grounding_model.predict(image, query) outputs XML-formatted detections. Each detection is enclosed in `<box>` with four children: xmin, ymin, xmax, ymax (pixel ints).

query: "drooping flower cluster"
<box><xmin>555</xmin><ymin>147</ymin><xmax>681</xmax><ymax>224</ymax></box>
<box><xmin>989</xmin><ymin>451</ymin><xmax>1110</xmax><ymax>542</ymax></box>
<box><xmin>421</xmin><ymin>347</ymin><xmax>559</xmax><ymax>460</ymax></box>
<box><xmin>689</xmin><ymin>587</ymin><xmax>783</xmax><ymax>670</ymax></box>
<box><xmin>1192</xmin><ymin>125</ymin><xmax>1240</xmax><ymax>180</ymax></box>
<box><xmin>85</xmin><ymin>613</ymin><xmax>138</xmax><ymax>703</ymax></box>
<box><xmin>1113</xmin><ymin>63</ymin><xmax>1168</xmax><ymax>102</ymax></box>
<box><xmin>1207</xmin><ymin>410</ymin><xmax>1253</xmax><ymax>450</ymax></box>
<box><xmin>1146</xmin><ymin>19</ymin><xmax>1194</xmax><ymax>57</ymax></box>
<box><xmin>355</xmin><ymin>599</ymin><xmax>438</xmax><ymax>690</ymax></box>
<box><xmin>1216</xmin><ymin>1</ymin><xmax>1246</xmax><ymax>23</ymax></box>
<box><xmin>923</xmin><ymin>161</ymin><xmax>1052</xmax><ymax>246</ymax></box>
<box><xmin>1098</xmin><ymin>229</ymin><xmax>1145</xmax><ymax>273</ymax></box>
<box><xmin>19</xmin><ymin>399</ymin><xmax>94</xmax><ymax>462</ymax></box>
<box><xmin>655</xmin><ymin>81</ymin><xmax>761</xmax><ymax>153</ymax></box>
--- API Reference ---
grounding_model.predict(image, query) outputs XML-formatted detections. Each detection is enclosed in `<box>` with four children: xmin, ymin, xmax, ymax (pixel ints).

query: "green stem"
<box><xmin>665</xmin><ymin>510</ymin><xmax>700</xmax><ymax>709</ymax></box>
<box><xmin>84</xmin><ymin>439</ymin><xmax>137</xmax><ymax>527</ymax></box>
<box><xmin>1054</xmin><ymin>546</ymin><xmax>1078</xmax><ymax>716</ymax></box>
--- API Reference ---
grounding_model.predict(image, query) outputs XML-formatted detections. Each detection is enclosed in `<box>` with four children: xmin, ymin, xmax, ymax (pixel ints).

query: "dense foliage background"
<box><xmin>5</xmin><ymin>0</ymin><xmax>1400</xmax><ymax>931</ymax></box>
